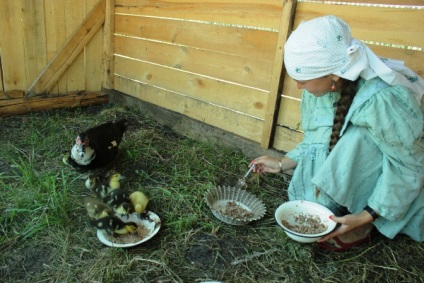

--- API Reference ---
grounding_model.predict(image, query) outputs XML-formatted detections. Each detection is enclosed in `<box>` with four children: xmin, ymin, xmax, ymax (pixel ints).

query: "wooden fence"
<box><xmin>0</xmin><ymin>0</ymin><xmax>423</xmax><ymax>154</ymax></box>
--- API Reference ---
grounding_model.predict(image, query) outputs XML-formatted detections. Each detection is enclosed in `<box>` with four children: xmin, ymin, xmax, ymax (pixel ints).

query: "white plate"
<box><xmin>97</xmin><ymin>211</ymin><xmax>161</xmax><ymax>248</ymax></box>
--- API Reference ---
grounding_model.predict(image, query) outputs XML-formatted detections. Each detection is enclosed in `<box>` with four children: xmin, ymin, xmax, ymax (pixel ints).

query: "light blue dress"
<box><xmin>285</xmin><ymin>77</ymin><xmax>424</xmax><ymax>241</ymax></box>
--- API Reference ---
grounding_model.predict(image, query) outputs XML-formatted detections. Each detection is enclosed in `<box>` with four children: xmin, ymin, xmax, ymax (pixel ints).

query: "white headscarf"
<box><xmin>284</xmin><ymin>15</ymin><xmax>424</xmax><ymax>103</ymax></box>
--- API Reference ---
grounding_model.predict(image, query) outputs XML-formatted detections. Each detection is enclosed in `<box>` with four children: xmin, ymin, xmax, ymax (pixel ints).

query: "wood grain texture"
<box><xmin>26</xmin><ymin>0</ymin><xmax>106</xmax><ymax>97</ymax></box>
<box><xmin>273</xmin><ymin>125</ymin><xmax>303</xmax><ymax>153</ymax></box>
<box><xmin>262</xmin><ymin>0</ymin><xmax>297</xmax><ymax>148</ymax></box>
<box><xmin>21</xmin><ymin>0</ymin><xmax>48</xmax><ymax>86</ymax></box>
<box><xmin>300</xmin><ymin>0</ymin><xmax>424</xmax><ymax>6</ymax></box>
<box><xmin>114</xmin><ymin>75</ymin><xmax>264</xmax><ymax>142</ymax></box>
<box><xmin>85</xmin><ymin>0</ymin><xmax>104</xmax><ymax>92</ymax></box>
<box><xmin>115</xmin><ymin>0</ymin><xmax>283</xmax><ymax>29</ymax></box>
<box><xmin>277</xmin><ymin>96</ymin><xmax>302</xmax><ymax>131</ymax></box>
<box><xmin>0</xmin><ymin>55</ymin><xmax>3</xmax><ymax>91</ymax></box>
<box><xmin>114</xmin><ymin>35</ymin><xmax>273</xmax><ymax>91</ymax></box>
<box><xmin>102</xmin><ymin>0</ymin><xmax>116</xmax><ymax>90</ymax></box>
<box><xmin>115</xmin><ymin>15</ymin><xmax>279</xmax><ymax>62</ymax></box>
<box><xmin>44</xmin><ymin>0</ymin><xmax>67</xmax><ymax>93</ymax></box>
<box><xmin>0</xmin><ymin>91</ymin><xmax>108</xmax><ymax>117</ymax></box>
<box><xmin>114</xmin><ymin>56</ymin><xmax>268</xmax><ymax>119</ymax></box>
<box><xmin>64</xmin><ymin>0</ymin><xmax>86</xmax><ymax>92</ymax></box>
<box><xmin>294</xmin><ymin>2</ymin><xmax>424</xmax><ymax>48</ymax></box>
<box><xmin>0</xmin><ymin>1</ymin><xmax>27</xmax><ymax>90</ymax></box>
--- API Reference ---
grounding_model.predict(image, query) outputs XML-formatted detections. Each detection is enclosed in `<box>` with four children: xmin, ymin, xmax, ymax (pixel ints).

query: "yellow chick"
<box><xmin>83</xmin><ymin>197</ymin><xmax>113</xmax><ymax>220</ymax></box>
<box><xmin>129</xmin><ymin>191</ymin><xmax>149</xmax><ymax>219</ymax></box>
<box><xmin>84</xmin><ymin>175</ymin><xmax>103</xmax><ymax>190</ymax></box>
<box><xmin>62</xmin><ymin>152</ymin><xmax>71</xmax><ymax>166</ymax></box>
<box><xmin>90</xmin><ymin>215</ymin><xmax>137</xmax><ymax>236</ymax></box>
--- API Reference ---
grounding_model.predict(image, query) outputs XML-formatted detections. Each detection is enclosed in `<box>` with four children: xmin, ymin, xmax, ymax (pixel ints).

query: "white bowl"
<box><xmin>205</xmin><ymin>186</ymin><xmax>266</xmax><ymax>225</ymax></box>
<box><xmin>275</xmin><ymin>200</ymin><xmax>337</xmax><ymax>243</ymax></box>
<box><xmin>97</xmin><ymin>211</ymin><xmax>161</xmax><ymax>248</ymax></box>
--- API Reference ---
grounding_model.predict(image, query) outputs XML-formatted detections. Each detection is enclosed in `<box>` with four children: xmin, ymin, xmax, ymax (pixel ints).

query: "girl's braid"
<box><xmin>328</xmin><ymin>78</ymin><xmax>359</xmax><ymax>152</ymax></box>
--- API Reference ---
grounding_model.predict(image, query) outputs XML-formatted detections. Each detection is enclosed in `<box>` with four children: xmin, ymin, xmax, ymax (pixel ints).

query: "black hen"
<box><xmin>63</xmin><ymin>119</ymin><xmax>128</xmax><ymax>171</ymax></box>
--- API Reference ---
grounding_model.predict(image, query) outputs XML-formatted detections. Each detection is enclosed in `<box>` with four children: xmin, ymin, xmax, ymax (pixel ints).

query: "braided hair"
<box><xmin>328</xmin><ymin>78</ymin><xmax>359</xmax><ymax>153</ymax></box>
<box><xmin>315</xmin><ymin>78</ymin><xmax>360</xmax><ymax>199</ymax></box>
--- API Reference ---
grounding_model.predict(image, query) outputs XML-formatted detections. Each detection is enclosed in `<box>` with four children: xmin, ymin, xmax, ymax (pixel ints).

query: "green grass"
<box><xmin>0</xmin><ymin>104</ymin><xmax>423</xmax><ymax>283</ymax></box>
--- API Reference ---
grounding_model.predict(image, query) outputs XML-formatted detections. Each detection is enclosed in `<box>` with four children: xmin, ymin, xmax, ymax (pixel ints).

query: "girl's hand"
<box><xmin>250</xmin><ymin>156</ymin><xmax>281</xmax><ymax>174</ymax></box>
<box><xmin>250</xmin><ymin>155</ymin><xmax>297</xmax><ymax>174</ymax></box>
<box><xmin>318</xmin><ymin>211</ymin><xmax>374</xmax><ymax>242</ymax></box>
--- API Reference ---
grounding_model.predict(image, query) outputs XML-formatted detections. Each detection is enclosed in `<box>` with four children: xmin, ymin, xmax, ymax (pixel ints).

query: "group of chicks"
<box><xmin>61</xmin><ymin>119</ymin><xmax>151</xmax><ymax>236</ymax></box>
<box><xmin>83</xmin><ymin>172</ymin><xmax>150</xmax><ymax>236</ymax></box>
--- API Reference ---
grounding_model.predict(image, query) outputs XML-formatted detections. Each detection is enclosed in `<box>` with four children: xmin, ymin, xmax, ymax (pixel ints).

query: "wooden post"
<box><xmin>260</xmin><ymin>0</ymin><xmax>297</xmax><ymax>148</ymax></box>
<box><xmin>25</xmin><ymin>0</ymin><xmax>106</xmax><ymax>97</ymax></box>
<box><xmin>102</xmin><ymin>0</ymin><xmax>115</xmax><ymax>90</ymax></box>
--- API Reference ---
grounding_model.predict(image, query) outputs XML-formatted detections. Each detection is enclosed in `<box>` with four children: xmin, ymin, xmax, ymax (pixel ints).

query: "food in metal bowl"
<box><xmin>205</xmin><ymin>186</ymin><xmax>266</xmax><ymax>225</ymax></box>
<box><xmin>219</xmin><ymin>201</ymin><xmax>254</xmax><ymax>220</ymax></box>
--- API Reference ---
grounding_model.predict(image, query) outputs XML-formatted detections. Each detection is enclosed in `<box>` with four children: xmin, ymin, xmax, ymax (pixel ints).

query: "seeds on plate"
<box><xmin>219</xmin><ymin>201</ymin><xmax>254</xmax><ymax>219</ymax></box>
<box><xmin>281</xmin><ymin>213</ymin><xmax>327</xmax><ymax>234</ymax></box>
<box><xmin>105</xmin><ymin>223</ymin><xmax>150</xmax><ymax>244</ymax></box>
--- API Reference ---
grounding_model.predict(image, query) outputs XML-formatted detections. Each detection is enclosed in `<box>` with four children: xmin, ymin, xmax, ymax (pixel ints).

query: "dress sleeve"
<box><xmin>285</xmin><ymin>142</ymin><xmax>308</xmax><ymax>163</ymax></box>
<box><xmin>351</xmin><ymin>86</ymin><xmax>424</xmax><ymax>220</ymax></box>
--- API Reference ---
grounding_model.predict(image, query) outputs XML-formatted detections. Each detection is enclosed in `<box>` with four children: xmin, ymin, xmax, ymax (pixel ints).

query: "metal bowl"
<box><xmin>205</xmin><ymin>186</ymin><xmax>266</xmax><ymax>225</ymax></box>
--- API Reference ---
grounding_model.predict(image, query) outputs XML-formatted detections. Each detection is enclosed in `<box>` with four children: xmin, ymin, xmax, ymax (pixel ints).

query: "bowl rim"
<box><xmin>274</xmin><ymin>200</ymin><xmax>337</xmax><ymax>238</ymax></box>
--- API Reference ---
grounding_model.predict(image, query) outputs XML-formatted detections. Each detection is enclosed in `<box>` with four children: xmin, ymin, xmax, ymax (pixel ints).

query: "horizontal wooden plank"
<box><xmin>115</xmin><ymin>0</ymin><xmax>283</xmax><ymax>29</ymax></box>
<box><xmin>277</xmin><ymin>95</ymin><xmax>301</xmax><ymax>131</ymax></box>
<box><xmin>281</xmin><ymin>74</ymin><xmax>301</xmax><ymax>99</ymax></box>
<box><xmin>114</xmin><ymin>75</ymin><xmax>264</xmax><ymax>142</ymax></box>
<box><xmin>114</xmin><ymin>56</ymin><xmax>268</xmax><ymax>118</ymax></box>
<box><xmin>114</xmin><ymin>14</ymin><xmax>279</xmax><ymax>62</ymax></box>
<box><xmin>115</xmin><ymin>35</ymin><xmax>273</xmax><ymax>91</ymax></box>
<box><xmin>303</xmin><ymin>0</ymin><xmax>424</xmax><ymax>6</ymax></box>
<box><xmin>273</xmin><ymin>125</ymin><xmax>303</xmax><ymax>153</ymax></box>
<box><xmin>294</xmin><ymin>2</ymin><xmax>424</xmax><ymax>48</ymax></box>
<box><xmin>0</xmin><ymin>90</ymin><xmax>25</xmax><ymax>100</ymax></box>
<box><xmin>0</xmin><ymin>92</ymin><xmax>109</xmax><ymax>117</ymax></box>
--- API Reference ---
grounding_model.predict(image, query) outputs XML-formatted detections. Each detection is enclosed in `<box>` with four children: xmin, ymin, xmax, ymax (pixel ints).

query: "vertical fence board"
<box><xmin>44</xmin><ymin>0</ymin><xmax>68</xmax><ymax>93</ymax></box>
<box><xmin>64</xmin><ymin>0</ymin><xmax>86</xmax><ymax>92</ymax></box>
<box><xmin>21</xmin><ymin>0</ymin><xmax>47</xmax><ymax>86</ymax></box>
<box><xmin>261</xmin><ymin>0</ymin><xmax>297</xmax><ymax>148</ymax></box>
<box><xmin>85</xmin><ymin>0</ymin><xmax>103</xmax><ymax>92</ymax></box>
<box><xmin>102</xmin><ymin>0</ymin><xmax>115</xmax><ymax>90</ymax></box>
<box><xmin>0</xmin><ymin>1</ymin><xmax>27</xmax><ymax>90</ymax></box>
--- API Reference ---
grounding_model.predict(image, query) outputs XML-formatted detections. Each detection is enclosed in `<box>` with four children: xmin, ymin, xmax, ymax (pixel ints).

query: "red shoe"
<box><xmin>317</xmin><ymin>233</ymin><xmax>373</xmax><ymax>252</ymax></box>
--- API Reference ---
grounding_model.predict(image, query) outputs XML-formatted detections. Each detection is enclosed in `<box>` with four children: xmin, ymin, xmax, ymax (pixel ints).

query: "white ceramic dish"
<box><xmin>97</xmin><ymin>211</ymin><xmax>161</xmax><ymax>248</ymax></box>
<box><xmin>275</xmin><ymin>200</ymin><xmax>337</xmax><ymax>243</ymax></box>
<box><xmin>205</xmin><ymin>186</ymin><xmax>266</xmax><ymax>225</ymax></box>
